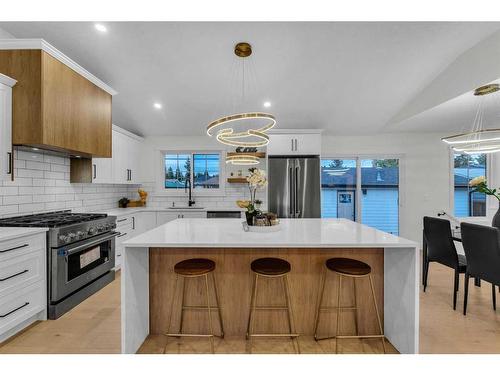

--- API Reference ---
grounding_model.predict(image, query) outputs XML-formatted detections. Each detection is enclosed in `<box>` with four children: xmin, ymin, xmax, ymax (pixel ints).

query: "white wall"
<box><xmin>322</xmin><ymin>133</ymin><xmax>453</xmax><ymax>243</ymax></box>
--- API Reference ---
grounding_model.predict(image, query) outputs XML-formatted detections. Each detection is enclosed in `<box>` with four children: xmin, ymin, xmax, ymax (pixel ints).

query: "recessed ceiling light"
<box><xmin>32</xmin><ymin>147</ymin><xmax>39</xmax><ymax>151</ymax></box>
<box><xmin>94</xmin><ymin>24</ymin><xmax>107</xmax><ymax>33</ymax></box>
<box><xmin>153</xmin><ymin>102</ymin><xmax>162</xmax><ymax>109</ymax></box>
<box><xmin>263</xmin><ymin>101</ymin><xmax>271</xmax><ymax>108</ymax></box>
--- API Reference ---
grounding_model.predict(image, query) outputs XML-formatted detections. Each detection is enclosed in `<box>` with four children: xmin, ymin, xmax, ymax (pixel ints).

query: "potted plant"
<box><xmin>236</xmin><ymin>168</ymin><xmax>267</xmax><ymax>225</ymax></box>
<box><xmin>469</xmin><ymin>176</ymin><xmax>500</xmax><ymax>228</ymax></box>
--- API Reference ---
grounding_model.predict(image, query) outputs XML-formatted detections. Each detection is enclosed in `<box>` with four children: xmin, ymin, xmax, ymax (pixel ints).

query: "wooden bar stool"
<box><xmin>246</xmin><ymin>257</ymin><xmax>300</xmax><ymax>354</ymax></box>
<box><xmin>164</xmin><ymin>258</ymin><xmax>224</xmax><ymax>354</ymax></box>
<box><xmin>313</xmin><ymin>257</ymin><xmax>386</xmax><ymax>354</ymax></box>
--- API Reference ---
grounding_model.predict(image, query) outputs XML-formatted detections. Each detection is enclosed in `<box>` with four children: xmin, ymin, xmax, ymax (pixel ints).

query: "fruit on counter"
<box><xmin>236</xmin><ymin>200</ymin><xmax>251</xmax><ymax>209</ymax></box>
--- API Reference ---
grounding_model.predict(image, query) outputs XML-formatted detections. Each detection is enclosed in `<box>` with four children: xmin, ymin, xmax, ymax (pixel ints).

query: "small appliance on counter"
<box><xmin>0</xmin><ymin>210</ymin><xmax>118</xmax><ymax>319</ymax></box>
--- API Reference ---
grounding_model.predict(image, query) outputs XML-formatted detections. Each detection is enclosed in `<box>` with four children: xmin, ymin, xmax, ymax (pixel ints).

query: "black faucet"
<box><xmin>185</xmin><ymin>176</ymin><xmax>195</xmax><ymax>207</ymax></box>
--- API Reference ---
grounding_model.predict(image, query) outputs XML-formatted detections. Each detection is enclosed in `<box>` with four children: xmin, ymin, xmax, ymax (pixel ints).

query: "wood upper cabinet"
<box><xmin>0</xmin><ymin>49</ymin><xmax>113</xmax><ymax>157</ymax></box>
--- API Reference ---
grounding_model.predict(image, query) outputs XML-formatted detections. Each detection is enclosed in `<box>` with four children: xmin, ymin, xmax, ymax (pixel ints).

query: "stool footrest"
<box><xmin>254</xmin><ymin>305</ymin><xmax>288</xmax><ymax>310</ymax></box>
<box><xmin>165</xmin><ymin>333</ymin><xmax>215</xmax><ymax>338</ymax></box>
<box><xmin>316</xmin><ymin>334</ymin><xmax>385</xmax><ymax>341</ymax></box>
<box><xmin>181</xmin><ymin>305</ymin><xmax>220</xmax><ymax>310</ymax></box>
<box><xmin>249</xmin><ymin>333</ymin><xmax>300</xmax><ymax>337</ymax></box>
<box><xmin>319</xmin><ymin>306</ymin><xmax>358</xmax><ymax>311</ymax></box>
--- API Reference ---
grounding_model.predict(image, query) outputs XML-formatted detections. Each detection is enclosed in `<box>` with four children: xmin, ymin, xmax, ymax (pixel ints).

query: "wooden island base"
<box><xmin>149</xmin><ymin>247</ymin><xmax>386</xmax><ymax>342</ymax></box>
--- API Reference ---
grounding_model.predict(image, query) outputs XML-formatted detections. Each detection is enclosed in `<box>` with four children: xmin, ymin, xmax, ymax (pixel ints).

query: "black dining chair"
<box><xmin>423</xmin><ymin>216</ymin><xmax>467</xmax><ymax>310</ymax></box>
<box><xmin>460</xmin><ymin>222</ymin><xmax>500</xmax><ymax>315</ymax></box>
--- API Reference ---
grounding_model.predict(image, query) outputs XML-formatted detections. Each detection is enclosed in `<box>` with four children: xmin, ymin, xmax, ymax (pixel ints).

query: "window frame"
<box><xmin>156</xmin><ymin>150</ymin><xmax>226</xmax><ymax>197</ymax></box>
<box><xmin>449</xmin><ymin>149</ymin><xmax>491</xmax><ymax>218</ymax></box>
<box><xmin>320</xmin><ymin>154</ymin><xmax>404</xmax><ymax>234</ymax></box>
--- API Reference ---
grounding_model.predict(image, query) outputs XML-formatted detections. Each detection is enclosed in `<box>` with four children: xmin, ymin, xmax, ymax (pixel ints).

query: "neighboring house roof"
<box><xmin>321</xmin><ymin>167</ymin><xmax>399</xmax><ymax>187</ymax></box>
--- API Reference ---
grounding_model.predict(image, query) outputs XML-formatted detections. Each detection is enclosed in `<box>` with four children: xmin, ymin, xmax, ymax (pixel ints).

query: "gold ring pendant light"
<box><xmin>207</xmin><ymin>42</ymin><xmax>276</xmax><ymax>160</ymax></box>
<box><xmin>442</xmin><ymin>84</ymin><xmax>500</xmax><ymax>154</ymax></box>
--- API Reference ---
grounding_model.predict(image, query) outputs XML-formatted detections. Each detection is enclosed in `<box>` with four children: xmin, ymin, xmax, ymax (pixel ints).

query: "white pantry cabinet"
<box><xmin>267</xmin><ymin>130</ymin><xmax>322</xmax><ymax>156</ymax></box>
<box><xmin>0</xmin><ymin>231</ymin><xmax>47</xmax><ymax>343</ymax></box>
<box><xmin>0</xmin><ymin>74</ymin><xmax>16</xmax><ymax>182</ymax></box>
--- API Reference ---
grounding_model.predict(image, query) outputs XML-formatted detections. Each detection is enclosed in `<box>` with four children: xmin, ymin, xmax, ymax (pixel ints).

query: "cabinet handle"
<box><xmin>7</xmin><ymin>152</ymin><xmax>12</xmax><ymax>175</ymax></box>
<box><xmin>294</xmin><ymin>139</ymin><xmax>298</xmax><ymax>151</ymax></box>
<box><xmin>0</xmin><ymin>269</ymin><xmax>29</xmax><ymax>282</ymax></box>
<box><xmin>117</xmin><ymin>254</ymin><xmax>122</xmax><ymax>257</ymax></box>
<box><xmin>117</xmin><ymin>218</ymin><xmax>127</xmax><ymax>223</ymax></box>
<box><xmin>0</xmin><ymin>243</ymin><xmax>28</xmax><ymax>254</ymax></box>
<box><xmin>0</xmin><ymin>302</ymin><xmax>29</xmax><ymax>318</ymax></box>
<box><xmin>130</xmin><ymin>169</ymin><xmax>132</xmax><ymax>181</ymax></box>
<box><xmin>117</xmin><ymin>232</ymin><xmax>127</xmax><ymax>238</ymax></box>
<box><xmin>132</xmin><ymin>216</ymin><xmax>135</xmax><ymax>230</ymax></box>
<box><xmin>291</xmin><ymin>139</ymin><xmax>294</xmax><ymax>151</ymax></box>
<box><xmin>93</xmin><ymin>164</ymin><xmax>97</xmax><ymax>179</ymax></box>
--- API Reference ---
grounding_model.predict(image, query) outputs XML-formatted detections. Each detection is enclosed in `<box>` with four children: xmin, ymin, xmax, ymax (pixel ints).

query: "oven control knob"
<box><xmin>58</xmin><ymin>235</ymin><xmax>69</xmax><ymax>243</ymax></box>
<box><xmin>97</xmin><ymin>225</ymin><xmax>104</xmax><ymax>232</ymax></box>
<box><xmin>76</xmin><ymin>231</ymin><xmax>85</xmax><ymax>239</ymax></box>
<box><xmin>88</xmin><ymin>227</ymin><xmax>97</xmax><ymax>235</ymax></box>
<box><xmin>68</xmin><ymin>233</ymin><xmax>76</xmax><ymax>241</ymax></box>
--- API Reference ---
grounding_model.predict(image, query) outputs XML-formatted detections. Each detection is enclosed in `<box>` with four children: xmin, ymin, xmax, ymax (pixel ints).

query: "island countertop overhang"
<box><xmin>122</xmin><ymin>218</ymin><xmax>418</xmax><ymax>249</ymax></box>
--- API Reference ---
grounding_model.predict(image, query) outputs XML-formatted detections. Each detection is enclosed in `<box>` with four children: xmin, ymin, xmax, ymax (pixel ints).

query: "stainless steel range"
<box><xmin>0</xmin><ymin>210</ymin><xmax>118</xmax><ymax>319</ymax></box>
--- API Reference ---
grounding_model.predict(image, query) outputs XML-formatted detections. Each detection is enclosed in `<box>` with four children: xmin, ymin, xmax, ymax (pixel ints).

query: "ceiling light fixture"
<box><xmin>94</xmin><ymin>24</ymin><xmax>107</xmax><ymax>32</ymax></box>
<box><xmin>153</xmin><ymin>102</ymin><xmax>162</xmax><ymax>109</ymax></box>
<box><xmin>225</xmin><ymin>154</ymin><xmax>260</xmax><ymax>165</ymax></box>
<box><xmin>206</xmin><ymin>42</ymin><xmax>276</xmax><ymax>150</ymax></box>
<box><xmin>263</xmin><ymin>101</ymin><xmax>271</xmax><ymax>108</ymax></box>
<box><xmin>442</xmin><ymin>84</ymin><xmax>500</xmax><ymax>154</ymax></box>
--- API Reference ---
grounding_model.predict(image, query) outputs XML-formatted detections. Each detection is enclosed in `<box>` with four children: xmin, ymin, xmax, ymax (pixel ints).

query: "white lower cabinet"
<box><xmin>114</xmin><ymin>211</ymin><xmax>159</xmax><ymax>270</ymax></box>
<box><xmin>0</xmin><ymin>232</ymin><xmax>46</xmax><ymax>343</ymax></box>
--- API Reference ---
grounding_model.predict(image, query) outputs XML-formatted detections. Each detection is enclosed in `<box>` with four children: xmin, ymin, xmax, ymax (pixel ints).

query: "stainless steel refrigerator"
<box><xmin>268</xmin><ymin>156</ymin><xmax>321</xmax><ymax>218</ymax></box>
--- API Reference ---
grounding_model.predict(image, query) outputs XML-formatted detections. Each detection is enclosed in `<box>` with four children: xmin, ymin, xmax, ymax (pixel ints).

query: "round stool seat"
<box><xmin>174</xmin><ymin>258</ymin><xmax>215</xmax><ymax>276</ymax></box>
<box><xmin>326</xmin><ymin>257</ymin><xmax>371</xmax><ymax>276</ymax></box>
<box><xmin>251</xmin><ymin>257</ymin><xmax>291</xmax><ymax>276</ymax></box>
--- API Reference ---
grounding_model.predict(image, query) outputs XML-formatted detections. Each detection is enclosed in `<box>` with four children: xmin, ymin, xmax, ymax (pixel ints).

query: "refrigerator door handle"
<box><xmin>289</xmin><ymin>163</ymin><xmax>294</xmax><ymax>216</ymax></box>
<box><xmin>295</xmin><ymin>160</ymin><xmax>301</xmax><ymax>218</ymax></box>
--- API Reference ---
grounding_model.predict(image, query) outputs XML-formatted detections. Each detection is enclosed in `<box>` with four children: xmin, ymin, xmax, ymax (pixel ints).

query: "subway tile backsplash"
<box><xmin>0</xmin><ymin>149</ymin><xmax>141</xmax><ymax>218</ymax></box>
<box><xmin>0</xmin><ymin>148</ymin><xmax>267</xmax><ymax>218</ymax></box>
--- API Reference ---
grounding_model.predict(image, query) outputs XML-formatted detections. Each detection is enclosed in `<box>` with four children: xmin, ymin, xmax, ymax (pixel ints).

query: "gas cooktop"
<box><xmin>0</xmin><ymin>210</ymin><xmax>108</xmax><ymax>228</ymax></box>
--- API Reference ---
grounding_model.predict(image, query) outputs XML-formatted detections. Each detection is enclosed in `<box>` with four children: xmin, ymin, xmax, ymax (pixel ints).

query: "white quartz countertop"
<box><xmin>99</xmin><ymin>207</ymin><xmax>244</xmax><ymax>217</ymax></box>
<box><xmin>0</xmin><ymin>227</ymin><xmax>48</xmax><ymax>242</ymax></box>
<box><xmin>123</xmin><ymin>218</ymin><xmax>418</xmax><ymax>248</ymax></box>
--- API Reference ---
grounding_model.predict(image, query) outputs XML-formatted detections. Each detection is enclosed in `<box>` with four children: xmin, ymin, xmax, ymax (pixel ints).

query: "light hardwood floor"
<box><xmin>1</xmin><ymin>263</ymin><xmax>499</xmax><ymax>354</ymax></box>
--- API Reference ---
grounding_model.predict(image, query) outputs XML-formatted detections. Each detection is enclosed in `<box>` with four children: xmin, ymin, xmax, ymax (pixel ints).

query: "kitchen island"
<box><xmin>121</xmin><ymin>218</ymin><xmax>419</xmax><ymax>354</ymax></box>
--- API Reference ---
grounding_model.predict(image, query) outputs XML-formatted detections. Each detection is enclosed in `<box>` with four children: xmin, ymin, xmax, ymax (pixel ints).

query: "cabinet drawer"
<box><xmin>0</xmin><ymin>233</ymin><xmax>45</xmax><ymax>263</ymax></box>
<box><xmin>0</xmin><ymin>280</ymin><xmax>45</xmax><ymax>336</ymax></box>
<box><xmin>0</xmin><ymin>250</ymin><xmax>44</xmax><ymax>298</ymax></box>
<box><xmin>116</xmin><ymin>215</ymin><xmax>136</xmax><ymax>229</ymax></box>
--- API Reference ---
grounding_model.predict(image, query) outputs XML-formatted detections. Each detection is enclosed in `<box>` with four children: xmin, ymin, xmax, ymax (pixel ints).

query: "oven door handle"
<box><xmin>61</xmin><ymin>232</ymin><xmax>120</xmax><ymax>257</ymax></box>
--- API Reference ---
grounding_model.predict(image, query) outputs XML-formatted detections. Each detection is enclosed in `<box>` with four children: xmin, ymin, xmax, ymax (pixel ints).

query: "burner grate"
<box><xmin>0</xmin><ymin>210</ymin><xmax>108</xmax><ymax>228</ymax></box>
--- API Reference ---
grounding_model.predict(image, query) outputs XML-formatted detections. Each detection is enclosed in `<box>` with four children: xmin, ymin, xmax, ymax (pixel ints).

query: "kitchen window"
<box><xmin>453</xmin><ymin>153</ymin><xmax>487</xmax><ymax>217</ymax></box>
<box><xmin>321</xmin><ymin>157</ymin><xmax>400</xmax><ymax>235</ymax></box>
<box><xmin>163</xmin><ymin>151</ymin><xmax>222</xmax><ymax>194</ymax></box>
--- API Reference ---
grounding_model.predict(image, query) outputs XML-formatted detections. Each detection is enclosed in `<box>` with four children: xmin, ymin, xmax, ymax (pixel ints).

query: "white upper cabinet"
<box><xmin>91</xmin><ymin>125</ymin><xmax>143</xmax><ymax>184</ymax></box>
<box><xmin>0</xmin><ymin>74</ymin><xmax>16</xmax><ymax>181</ymax></box>
<box><xmin>266</xmin><ymin>130</ymin><xmax>322</xmax><ymax>156</ymax></box>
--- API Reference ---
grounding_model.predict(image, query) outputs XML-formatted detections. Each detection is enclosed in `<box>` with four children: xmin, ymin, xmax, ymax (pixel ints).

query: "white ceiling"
<box><xmin>1</xmin><ymin>22</ymin><xmax>500</xmax><ymax>137</ymax></box>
